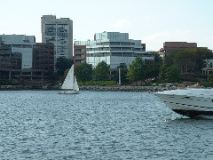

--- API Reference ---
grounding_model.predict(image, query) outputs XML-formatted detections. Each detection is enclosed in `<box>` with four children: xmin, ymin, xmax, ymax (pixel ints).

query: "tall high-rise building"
<box><xmin>41</xmin><ymin>15</ymin><xmax>73</xmax><ymax>65</ymax></box>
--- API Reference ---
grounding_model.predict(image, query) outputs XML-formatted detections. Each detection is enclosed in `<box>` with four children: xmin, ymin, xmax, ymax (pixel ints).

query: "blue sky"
<box><xmin>0</xmin><ymin>0</ymin><xmax>212</xmax><ymax>50</ymax></box>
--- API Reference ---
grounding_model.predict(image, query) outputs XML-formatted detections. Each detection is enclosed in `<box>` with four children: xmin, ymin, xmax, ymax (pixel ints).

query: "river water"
<box><xmin>0</xmin><ymin>91</ymin><xmax>212</xmax><ymax>160</ymax></box>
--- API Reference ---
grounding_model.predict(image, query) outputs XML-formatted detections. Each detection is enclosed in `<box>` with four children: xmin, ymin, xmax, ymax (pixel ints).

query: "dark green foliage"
<box><xmin>161</xmin><ymin>48</ymin><xmax>213</xmax><ymax>82</ymax></box>
<box><xmin>165</xmin><ymin>65</ymin><xmax>181</xmax><ymax>82</ymax></box>
<box><xmin>159</xmin><ymin>65</ymin><xmax>166</xmax><ymax>81</ymax></box>
<box><xmin>143</xmin><ymin>53</ymin><xmax>162</xmax><ymax>80</ymax></box>
<box><xmin>94</xmin><ymin>61</ymin><xmax>110</xmax><ymax>81</ymax></box>
<box><xmin>56</xmin><ymin>57</ymin><xmax>72</xmax><ymax>75</ymax></box>
<box><xmin>127</xmin><ymin>57</ymin><xmax>144</xmax><ymax>82</ymax></box>
<box><xmin>160</xmin><ymin>65</ymin><xmax>180</xmax><ymax>82</ymax></box>
<box><xmin>75</xmin><ymin>63</ymin><xmax>93</xmax><ymax>81</ymax></box>
<box><xmin>144</xmin><ymin>63</ymin><xmax>161</xmax><ymax>80</ymax></box>
<box><xmin>165</xmin><ymin>48</ymin><xmax>213</xmax><ymax>74</ymax></box>
<box><xmin>79</xmin><ymin>80</ymin><xmax>116</xmax><ymax>86</ymax></box>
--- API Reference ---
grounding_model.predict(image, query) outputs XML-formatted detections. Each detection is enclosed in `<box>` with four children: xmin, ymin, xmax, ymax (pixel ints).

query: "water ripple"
<box><xmin>0</xmin><ymin>91</ymin><xmax>212</xmax><ymax>159</ymax></box>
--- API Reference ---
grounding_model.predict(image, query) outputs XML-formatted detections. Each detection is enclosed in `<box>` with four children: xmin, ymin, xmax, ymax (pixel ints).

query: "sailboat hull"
<box><xmin>58</xmin><ymin>90</ymin><xmax>79</xmax><ymax>94</ymax></box>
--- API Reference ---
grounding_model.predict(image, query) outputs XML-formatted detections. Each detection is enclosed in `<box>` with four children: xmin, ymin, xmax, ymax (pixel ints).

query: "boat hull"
<box><xmin>172</xmin><ymin>109</ymin><xmax>213</xmax><ymax>119</ymax></box>
<box><xmin>156</xmin><ymin>93</ymin><xmax>213</xmax><ymax>118</ymax></box>
<box><xmin>58</xmin><ymin>90</ymin><xmax>79</xmax><ymax>94</ymax></box>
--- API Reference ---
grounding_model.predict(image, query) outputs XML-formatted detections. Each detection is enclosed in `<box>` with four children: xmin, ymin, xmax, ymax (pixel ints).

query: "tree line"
<box><xmin>74</xmin><ymin>53</ymin><xmax>162</xmax><ymax>85</ymax></box>
<box><xmin>160</xmin><ymin>48</ymin><xmax>213</xmax><ymax>83</ymax></box>
<box><xmin>56</xmin><ymin>48</ymin><xmax>213</xmax><ymax>86</ymax></box>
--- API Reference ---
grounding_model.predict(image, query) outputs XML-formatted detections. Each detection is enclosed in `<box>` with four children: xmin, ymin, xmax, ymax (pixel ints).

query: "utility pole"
<box><xmin>118</xmin><ymin>67</ymin><xmax>121</xmax><ymax>86</ymax></box>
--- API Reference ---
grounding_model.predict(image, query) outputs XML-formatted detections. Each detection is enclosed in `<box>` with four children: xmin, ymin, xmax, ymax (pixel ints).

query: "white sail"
<box><xmin>74</xmin><ymin>76</ymin><xmax>79</xmax><ymax>91</ymax></box>
<box><xmin>61</xmin><ymin>66</ymin><xmax>74</xmax><ymax>90</ymax></box>
<box><xmin>60</xmin><ymin>65</ymin><xmax>80</xmax><ymax>94</ymax></box>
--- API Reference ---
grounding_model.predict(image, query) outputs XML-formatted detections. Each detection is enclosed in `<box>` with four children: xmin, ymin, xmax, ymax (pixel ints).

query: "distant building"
<box><xmin>74</xmin><ymin>41</ymin><xmax>86</xmax><ymax>66</ymax></box>
<box><xmin>202</xmin><ymin>59</ymin><xmax>213</xmax><ymax>80</ymax></box>
<box><xmin>0</xmin><ymin>43</ymin><xmax>22</xmax><ymax>80</ymax></box>
<box><xmin>0</xmin><ymin>34</ymin><xmax>35</xmax><ymax>45</ymax></box>
<box><xmin>41</xmin><ymin>15</ymin><xmax>73</xmax><ymax>65</ymax></box>
<box><xmin>160</xmin><ymin>42</ymin><xmax>197</xmax><ymax>57</ymax></box>
<box><xmin>0</xmin><ymin>34</ymin><xmax>35</xmax><ymax>70</ymax></box>
<box><xmin>32</xmin><ymin>43</ymin><xmax>54</xmax><ymax>79</ymax></box>
<box><xmin>0</xmin><ymin>36</ymin><xmax>54</xmax><ymax>80</ymax></box>
<box><xmin>86</xmin><ymin>32</ymin><xmax>147</xmax><ymax>69</ymax></box>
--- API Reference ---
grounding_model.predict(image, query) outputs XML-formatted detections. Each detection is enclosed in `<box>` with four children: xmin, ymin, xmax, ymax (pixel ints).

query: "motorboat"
<box><xmin>156</xmin><ymin>88</ymin><xmax>213</xmax><ymax>118</ymax></box>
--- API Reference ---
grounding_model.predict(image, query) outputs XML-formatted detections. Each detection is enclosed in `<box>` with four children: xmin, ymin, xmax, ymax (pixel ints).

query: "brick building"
<box><xmin>160</xmin><ymin>42</ymin><xmax>197</xmax><ymax>57</ymax></box>
<box><xmin>74</xmin><ymin>44</ymin><xmax>86</xmax><ymax>66</ymax></box>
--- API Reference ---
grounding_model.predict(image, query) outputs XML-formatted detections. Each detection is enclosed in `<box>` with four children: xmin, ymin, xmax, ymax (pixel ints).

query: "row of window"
<box><xmin>45</xmin><ymin>32</ymin><xmax>69</xmax><ymax>37</ymax></box>
<box><xmin>87</xmin><ymin>52</ymin><xmax>147</xmax><ymax>57</ymax></box>
<box><xmin>96</xmin><ymin>42</ymin><xmax>136</xmax><ymax>46</ymax></box>
<box><xmin>87</xmin><ymin>47</ymin><xmax>144</xmax><ymax>52</ymax></box>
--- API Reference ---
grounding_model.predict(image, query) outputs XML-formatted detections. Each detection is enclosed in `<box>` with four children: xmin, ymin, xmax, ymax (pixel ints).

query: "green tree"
<box><xmin>163</xmin><ymin>48</ymin><xmax>213</xmax><ymax>81</ymax></box>
<box><xmin>160</xmin><ymin>64</ymin><xmax>180</xmax><ymax>82</ymax></box>
<box><xmin>94</xmin><ymin>61</ymin><xmax>110</xmax><ymax>81</ymax></box>
<box><xmin>165</xmin><ymin>48</ymin><xmax>213</xmax><ymax>74</ymax></box>
<box><xmin>165</xmin><ymin>65</ymin><xmax>180</xmax><ymax>82</ymax></box>
<box><xmin>56</xmin><ymin>57</ymin><xmax>72</xmax><ymax>75</ymax></box>
<box><xmin>159</xmin><ymin>65</ymin><xmax>167</xmax><ymax>81</ymax></box>
<box><xmin>195</xmin><ymin>48</ymin><xmax>213</xmax><ymax>71</ymax></box>
<box><xmin>143</xmin><ymin>54</ymin><xmax>162</xmax><ymax>80</ymax></box>
<box><xmin>75</xmin><ymin>63</ymin><xmax>93</xmax><ymax>81</ymax></box>
<box><xmin>127</xmin><ymin>57</ymin><xmax>144</xmax><ymax>82</ymax></box>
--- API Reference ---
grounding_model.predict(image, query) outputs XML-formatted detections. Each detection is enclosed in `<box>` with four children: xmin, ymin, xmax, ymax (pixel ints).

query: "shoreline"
<box><xmin>0</xmin><ymin>82</ymin><xmax>205</xmax><ymax>92</ymax></box>
<box><xmin>79</xmin><ymin>85</ymin><xmax>177</xmax><ymax>92</ymax></box>
<box><xmin>0</xmin><ymin>84</ymin><xmax>177</xmax><ymax>92</ymax></box>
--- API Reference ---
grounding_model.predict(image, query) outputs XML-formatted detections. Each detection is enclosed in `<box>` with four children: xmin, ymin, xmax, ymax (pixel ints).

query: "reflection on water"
<box><xmin>0</xmin><ymin>91</ymin><xmax>212</xmax><ymax>159</ymax></box>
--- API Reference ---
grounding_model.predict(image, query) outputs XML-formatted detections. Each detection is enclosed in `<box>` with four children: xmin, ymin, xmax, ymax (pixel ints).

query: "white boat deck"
<box><xmin>158</xmin><ymin>88</ymin><xmax>213</xmax><ymax>99</ymax></box>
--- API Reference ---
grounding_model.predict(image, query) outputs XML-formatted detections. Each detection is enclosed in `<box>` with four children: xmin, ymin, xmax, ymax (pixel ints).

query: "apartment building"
<box><xmin>41</xmin><ymin>15</ymin><xmax>73</xmax><ymax>65</ymax></box>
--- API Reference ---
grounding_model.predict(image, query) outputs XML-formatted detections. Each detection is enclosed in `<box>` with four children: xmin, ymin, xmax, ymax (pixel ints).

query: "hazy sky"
<box><xmin>0</xmin><ymin>0</ymin><xmax>212</xmax><ymax>50</ymax></box>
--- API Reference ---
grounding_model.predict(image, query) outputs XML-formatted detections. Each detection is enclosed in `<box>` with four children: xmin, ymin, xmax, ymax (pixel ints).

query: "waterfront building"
<box><xmin>0</xmin><ymin>43</ymin><xmax>21</xmax><ymax>80</ymax></box>
<box><xmin>0</xmin><ymin>34</ymin><xmax>35</xmax><ymax>70</ymax></box>
<box><xmin>74</xmin><ymin>41</ymin><xmax>87</xmax><ymax>66</ymax></box>
<box><xmin>202</xmin><ymin>59</ymin><xmax>213</xmax><ymax>80</ymax></box>
<box><xmin>86</xmin><ymin>32</ymin><xmax>147</xmax><ymax>69</ymax></box>
<box><xmin>160</xmin><ymin>42</ymin><xmax>197</xmax><ymax>57</ymax></box>
<box><xmin>41</xmin><ymin>15</ymin><xmax>73</xmax><ymax>65</ymax></box>
<box><xmin>0</xmin><ymin>36</ymin><xmax>54</xmax><ymax>80</ymax></box>
<box><xmin>32</xmin><ymin>43</ymin><xmax>54</xmax><ymax>80</ymax></box>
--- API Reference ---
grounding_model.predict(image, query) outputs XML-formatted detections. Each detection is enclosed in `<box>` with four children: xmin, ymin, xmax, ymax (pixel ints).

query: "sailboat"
<box><xmin>59</xmin><ymin>65</ymin><xmax>79</xmax><ymax>94</ymax></box>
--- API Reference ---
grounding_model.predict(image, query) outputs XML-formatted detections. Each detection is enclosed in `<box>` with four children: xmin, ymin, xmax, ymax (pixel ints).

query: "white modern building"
<box><xmin>86</xmin><ymin>32</ymin><xmax>150</xmax><ymax>69</ymax></box>
<box><xmin>41</xmin><ymin>15</ymin><xmax>73</xmax><ymax>64</ymax></box>
<box><xmin>0</xmin><ymin>35</ymin><xmax>35</xmax><ymax>70</ymax></box>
